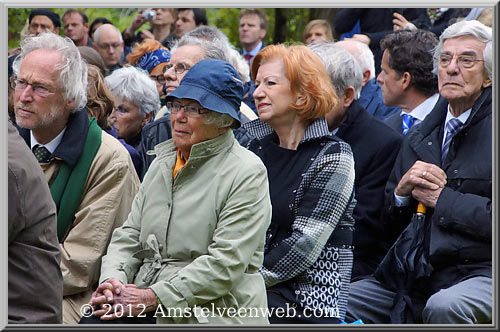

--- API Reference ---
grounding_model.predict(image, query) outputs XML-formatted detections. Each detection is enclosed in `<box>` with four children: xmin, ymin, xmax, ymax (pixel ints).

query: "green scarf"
<box><xmin>50</xmin><ymin>117</ymin><xmax>102</xmax><ymax>242</ymax></box>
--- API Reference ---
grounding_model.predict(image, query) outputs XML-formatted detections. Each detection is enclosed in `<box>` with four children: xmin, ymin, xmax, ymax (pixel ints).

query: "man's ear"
<box><xmin>343</xmin><ymin>87</ymin><xmax>356</xmax><ymax>108</ymax></box>
<box><xmin>55</xmin><ymin>27</ymin><xmax>61</xmax><ymax>35</ymax></box>
<box><xmin>259</xmin><ymin>29</ymin><xmax>267</xmax><ymax>40</ymax></box>
<box><xmin>361</xmin><ymin>70</ymin><xmax>371</xmax><ymax>87</ymax></box>
<box><xmin>401</xmin><ymin>72</ymin><xmax>412</xmax><ymax>90</ymax></box>
<box><xmin>64</xmin><ymin>98</ymin><xmax>75</xmax><ymax>112</ymax></box>
<box><xmin>482</xmin><ymin>77</ymin><xmax>492</xmax><ymax>88</ymax></box>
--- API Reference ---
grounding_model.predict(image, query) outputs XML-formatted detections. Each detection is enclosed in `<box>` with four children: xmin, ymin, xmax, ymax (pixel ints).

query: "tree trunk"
<box><xmin>273</xmin><ymin>8</ymin><xmax>288</xmax><ymax>43</ymax></box>
<box><xmin>309</xmin><ymin>8</ymin><xmax>342</xmax><ymax>40</ymax></box>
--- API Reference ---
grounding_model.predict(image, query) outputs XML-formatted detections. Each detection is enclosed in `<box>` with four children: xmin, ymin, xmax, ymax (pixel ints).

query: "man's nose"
<box><xmin>446</xmin><ymin>57</ymin><xmax>460</xmax><ymax>73</ymax></box>
<box><xmin>376</xmin><ymin>72</ymin><xmax>384</xmax><ymax>84</ymax></box>
<box><xmin>18</xmin><ymin>85</ymin><xmax>35</xmax><ymax>102</ymax></box>
<box><xmin>163</xmin><ymin>66</ymin><xmax>176</xmax><ymax>81</ymax></box>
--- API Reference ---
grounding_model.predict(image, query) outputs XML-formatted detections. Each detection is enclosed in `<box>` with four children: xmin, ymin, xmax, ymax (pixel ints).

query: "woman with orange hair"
<box><xmin>244</xmin><ymin>44</ymin><xmax>356</xmax><ymax>324</ymax></box>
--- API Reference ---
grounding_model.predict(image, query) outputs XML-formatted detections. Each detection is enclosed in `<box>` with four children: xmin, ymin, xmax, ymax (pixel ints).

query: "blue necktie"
<box><xmin>402</xmin><ymin>114</ymin><xmax>415</xmax><ymax>136</ymax></box>
<box><xmin>441</xmin><ymin>118</ymin><xmax>463</xmax><ymax>166</ymax></box>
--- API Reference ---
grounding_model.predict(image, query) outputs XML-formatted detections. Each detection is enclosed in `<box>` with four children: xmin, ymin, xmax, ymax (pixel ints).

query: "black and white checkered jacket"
<box><xmin>244</xmin><ymin>118</ymin><xmax>356</xmax><ymax>321</ymax></box>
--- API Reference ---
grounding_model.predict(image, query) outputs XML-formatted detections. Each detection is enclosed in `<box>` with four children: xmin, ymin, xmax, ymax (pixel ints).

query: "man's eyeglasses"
<box><xmin>150</xmin><ymin>75</ymin><xmax>166</xmax><ymax>84</ymax></box>
<box><xmin>438</xmin><ymin>54</ymin><xmax>485</xmax><ymax>69</ymax></box>
<box><xmin>95</xmin><ymin>43</ymin><xmax>122</xmax><ymax>51</ymax></box>
<box><xmin>166</xmin><ymin>101</ymin><xmax>209</xmax><ymax>117</ymax></box>
<box><xmin>11</xmin><ymin>78</ymin><xmax>60</xmax><ymax>97</ymax></box>
<box><xmin>163</xmin><ymin>62</ymin><xmax>190</xmax><ymax>75</ymax></box>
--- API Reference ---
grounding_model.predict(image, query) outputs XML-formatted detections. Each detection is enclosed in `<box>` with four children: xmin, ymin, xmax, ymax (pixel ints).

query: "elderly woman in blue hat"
<box><xmin>81</xmin><ymin>59</ymin><xmax>271</xmax><ymax>325</ymax></box>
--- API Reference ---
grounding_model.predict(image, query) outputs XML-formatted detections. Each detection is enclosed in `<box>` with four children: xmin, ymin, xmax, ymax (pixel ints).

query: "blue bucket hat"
<box><xmin>167</xmin><ymin>59</ymin><xmax>243</xmax><ymax>127</ymax></box>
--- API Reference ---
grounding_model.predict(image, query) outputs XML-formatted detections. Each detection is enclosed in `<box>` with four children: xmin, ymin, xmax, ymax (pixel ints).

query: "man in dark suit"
<box><xmin>310</xmin><ymin>42</ymin><xmax>402</xmax><ymax>280</ymax></box>
<box><xmin>346</xmin><ymin>20</ymin><xmax>492</xmax><ymax>324</ymax></box>
<box><xmin>239</xmin><ymin>9</ymin><xmax>267</xmax><ymax>67</ymax></box>
<box><xmin>378</xmin><ymin>29</ymin><xmax>440</xmax><ymax>136</ymax></box>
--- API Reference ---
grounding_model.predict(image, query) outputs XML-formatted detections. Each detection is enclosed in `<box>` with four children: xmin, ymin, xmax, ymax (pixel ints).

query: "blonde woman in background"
<box><xmin>303</xmin><ymin>19</ymin><xmax>334</xmax><ymax>45</ymax></box>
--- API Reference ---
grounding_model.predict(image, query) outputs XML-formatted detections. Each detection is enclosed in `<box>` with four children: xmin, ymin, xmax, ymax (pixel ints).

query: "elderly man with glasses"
<box><xmin>92</xmin><ymin>23</ymin><xmax>124</xmax><ymax>73</ymax></box>
<box><xmin>346</xmin><ymin>20</ymin><xmax>493</xmax><ymax>324</ymax></box>
<box><xmin>12</xmin><ymin>32</ymin><xmax>140</xmax><ymax>324</ymax></box>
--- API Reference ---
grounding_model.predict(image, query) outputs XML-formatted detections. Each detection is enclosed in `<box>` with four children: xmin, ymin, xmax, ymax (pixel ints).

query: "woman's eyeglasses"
<box><xmin>167</xmin><ymin>101</ymin><xmax>209</xmax><ymax>117</ymax></box>
<box><xmin>150</xmin><ymin>75</ymin><xmax>166</xmax><ymax>84</ymax></box>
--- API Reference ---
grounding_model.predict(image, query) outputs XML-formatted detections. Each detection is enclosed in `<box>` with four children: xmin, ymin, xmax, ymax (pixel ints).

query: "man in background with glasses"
<box><xmin>92</xmin><ymin>23</ymin><xmax>124</xmax><ymax>74</ymax></box>
<box><xmin>346</xmin><ymin>20</ymin><xmax>492</xmax><ymax>324</ymax></box>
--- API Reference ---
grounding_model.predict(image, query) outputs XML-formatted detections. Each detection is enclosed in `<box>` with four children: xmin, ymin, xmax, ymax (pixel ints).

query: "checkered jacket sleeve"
<box><xmin>259</xmin><ymin>140</ymin><xmax>355</xmax><ymax>287</ymax></box>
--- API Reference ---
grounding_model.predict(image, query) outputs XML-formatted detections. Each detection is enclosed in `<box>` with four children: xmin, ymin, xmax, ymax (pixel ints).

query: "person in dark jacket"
<box><xmin>346</xmin><ymin>20</ymin><xmax>493</xmax><ymax>324</ymax></box>
<box><xmin>310</xmin><ymin>42</ymin><xmax>402</xmax><ymax>280</ymax></box>
<box><xmin>392</xmin><ymin>8</ymin><xmax>458</xmax><ymax>38</ymax></box>
<box><xmin>378</xmin><ymin>29</ymin><xmax>440</xmax><ymax>136</ymax></box>
<box><xmin>8</xmin><ymin>121</ymin><xmax>63</xmax><ymax>324</ymax></box>
<box><xmin>334</xmin><ymin>8</ymin><xmax>423</xmax><ymax>75</ymax></box>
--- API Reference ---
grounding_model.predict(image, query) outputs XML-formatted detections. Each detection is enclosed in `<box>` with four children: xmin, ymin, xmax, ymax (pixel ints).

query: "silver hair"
<box><xmin>171</xmin><ymin>28</ymin><xmax>245</xmax><ymax>121</ymax></box>
<box><xmin>184</xmin><ymin>25</ymin><xmax>231</xmax><ymax>45</ymax></box>
<box><xmin>172</xmin><ymin>35</ymin><xmax>230</xmax><ymax>63</ymax></box>
<box><xmin>203</xmin><ymin>110</ymin><xmax>236</xmax><ymax>129</ymax></box>
<box><xmin>12</xmin><ymin>32</ymin><xmax>88</xmax><ymax>112</ymax></box>
<box><xmin>93</xmin><ymin>24</ymin><xmax>123</xmax><ymax>44</ymax></box>
<box><xmin>173</xmin><ymin>28</ymin><xmax>249</xmax><ymax>82</ymax></box>
<box><xmin>309</xmin><ymin>42</ymin><xmax>363</xmax><ymax>100</ymax></box>
<box><xmin>228</xmin><ymin>48</ymin><xmax>250</xmax><ymax>83</ymax></box>
<box><xmin>338</xmin><ymin>39</ymin><xmax>375</xmax><ymax>81</ymax></box>
<box><xmin>433</xmin><ymin>20</ymin><xmax>492</xmax><ymax>79</ymax></box>
<box><xmin>104</xmin><ymin>66</ymin><xmax>160</xmax><ymax>117</ymax></box>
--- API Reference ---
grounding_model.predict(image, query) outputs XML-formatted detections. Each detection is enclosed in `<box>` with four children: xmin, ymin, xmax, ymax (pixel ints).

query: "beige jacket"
<box><xmin>39</xmin><ymin>131</ymin><xmax>140</xmax><ymax>323</ymax></box>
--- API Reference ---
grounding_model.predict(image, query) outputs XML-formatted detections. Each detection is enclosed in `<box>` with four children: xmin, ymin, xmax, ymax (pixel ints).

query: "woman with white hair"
<box><xmin>105</xmin><ymin>66</ymin><xmax>160</xmax><ymax>163</ymax></box>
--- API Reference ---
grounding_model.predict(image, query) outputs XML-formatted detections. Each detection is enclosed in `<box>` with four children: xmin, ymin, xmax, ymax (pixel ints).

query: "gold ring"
<box><xmin>422</xmin><ymin>171</ymin><xmax>427</xmax><ymax>177</ymax></box>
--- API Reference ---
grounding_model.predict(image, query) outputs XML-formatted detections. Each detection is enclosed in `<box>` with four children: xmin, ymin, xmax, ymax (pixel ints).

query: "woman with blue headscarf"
<box><xmin>126</xmin><ymin>39</ymin><xmax>171</xmax><ymax>103</ymax></box>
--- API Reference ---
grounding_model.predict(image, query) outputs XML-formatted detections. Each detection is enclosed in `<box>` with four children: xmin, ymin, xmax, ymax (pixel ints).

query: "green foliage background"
<box><xmin>8</xmin><ymin>8</ymin><xmax>313</xmax><ymax>51</ymax></box>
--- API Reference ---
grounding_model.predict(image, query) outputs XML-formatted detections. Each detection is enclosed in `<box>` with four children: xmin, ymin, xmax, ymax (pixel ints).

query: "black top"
<box><xmin>249</xmin><ymin>132</ymin><xmax>318</xmax><ymax>302</ymax></box>
<box><xmin>258</xmin><ymin>133</ymin><xmax>317</xmax><ymax>234</ymax></box>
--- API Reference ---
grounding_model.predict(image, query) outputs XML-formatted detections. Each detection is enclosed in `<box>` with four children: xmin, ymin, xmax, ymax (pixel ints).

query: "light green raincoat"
<box><xmin>100</xmin><ymin>130</ymin><xmax>271</xmax><ymax>324</ymax></box>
